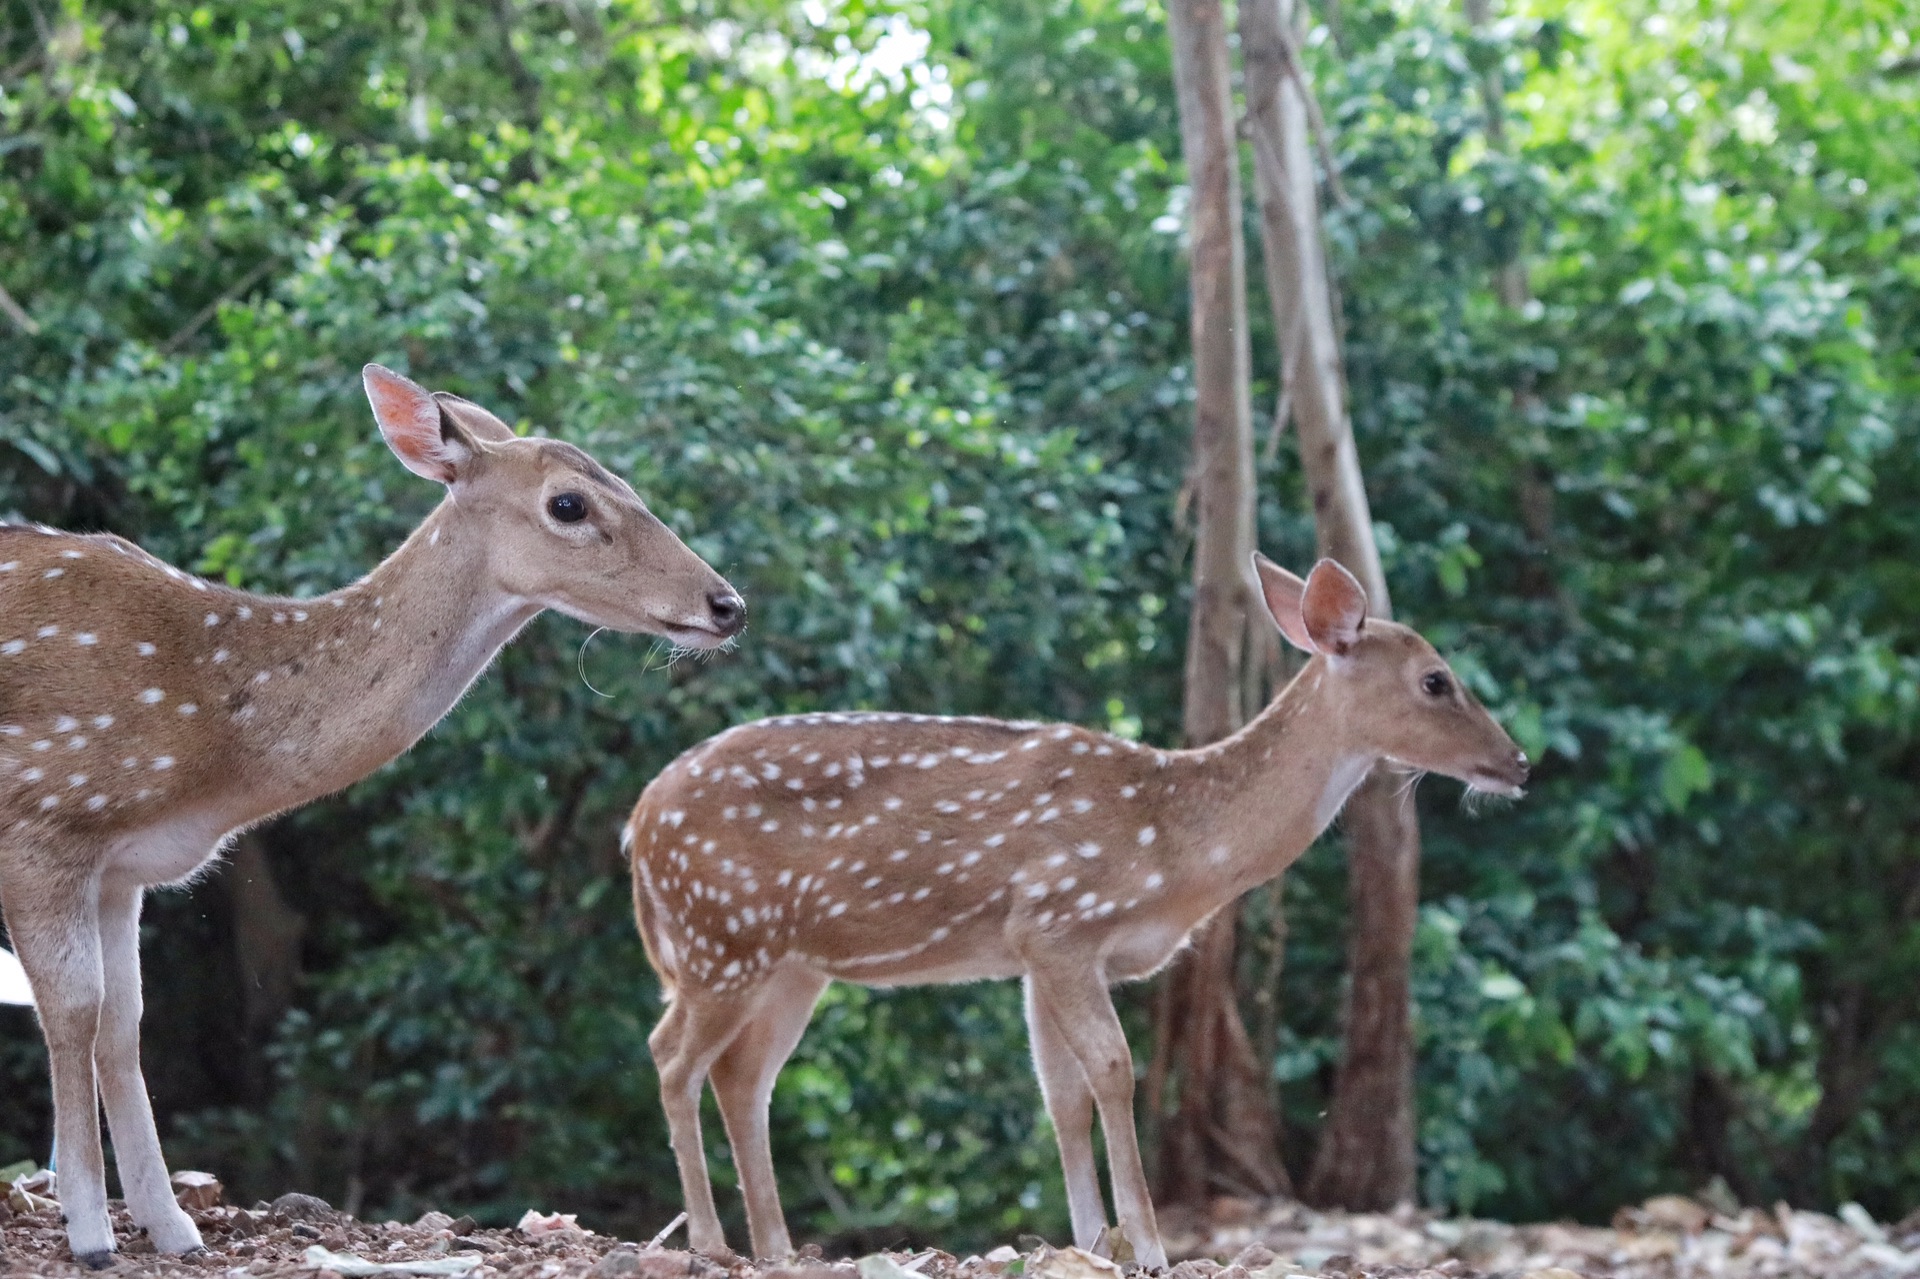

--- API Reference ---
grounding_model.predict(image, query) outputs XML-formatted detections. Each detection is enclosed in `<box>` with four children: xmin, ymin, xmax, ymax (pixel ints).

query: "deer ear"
<box><xmin>1253</xmin><ymin>553</ymin><xmax>1317</xmax><ymax>653</ymax></box>
<box><xmin>432</xmin><ymin>391</ymin><xmax>519</xmax><ymax>444</ymax></box>
<box><xmin>1301</xmin><ymin>558</ymin><xmax>1368</xmax><ymax>657</ymax></box>
<box><xmin>364</xmin><ymin>364</ymin><xmax>470</xmax><ymax>484</ymax></box>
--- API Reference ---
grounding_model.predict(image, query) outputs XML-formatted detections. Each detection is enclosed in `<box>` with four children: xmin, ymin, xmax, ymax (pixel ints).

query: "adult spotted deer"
<box><xmin>0</xmin><ymin>365</ymin><xmax>744</xmax><ymax>1267</ymax></box>
<box><xmin>628</xmin><ymin>556</ymin><xmax>1527</xmax><ymax>1265</ymax></box>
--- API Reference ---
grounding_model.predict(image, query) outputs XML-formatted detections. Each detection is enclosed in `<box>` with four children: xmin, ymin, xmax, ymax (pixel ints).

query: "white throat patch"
<box><xmin>1313</xmin><ymin>754</ymin><xmax>1375</xmax><ymax>829</ymax></box>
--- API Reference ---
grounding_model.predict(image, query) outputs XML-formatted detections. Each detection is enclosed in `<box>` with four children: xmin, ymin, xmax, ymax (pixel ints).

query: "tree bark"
<box><xmin>225</xmin><ymin>834</ymin><xmax>305</xmax><ymax>1095</ymax></box>
<box><xmin>1150</xmin><ymin>0</ymin><xmax>1291</xmax><ymax>1209</ymax></box>
<box><xmin>1240</xmin><ymin>0</ymin><xmax>1424</xmax><ymax>1209</ymax></box>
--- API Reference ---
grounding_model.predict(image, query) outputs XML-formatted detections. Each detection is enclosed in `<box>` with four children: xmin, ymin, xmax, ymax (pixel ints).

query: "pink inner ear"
<box><xmin>366</xmin><ymin>367</ymin><xmax>456</xmax><ymax>481</ymax></box>
<box><xmin>1301</xmin><ymin>559</ymin><xmax>1368</xmax><ymax>654</ymax></box>
<box><xmin>1254</xmin><ymin>556</ymin><xmax>1317</xmax><ymax>653</ymax></box>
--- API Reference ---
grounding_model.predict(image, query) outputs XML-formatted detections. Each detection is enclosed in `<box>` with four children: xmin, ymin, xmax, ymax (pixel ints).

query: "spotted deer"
<box><xmin>0</xmin><ymin>365</ymin><xmax>745</xmax><ymax>1267</ymax></box>
<box><xmin>627</xmin><ymin>556</ymin><xmax>1527</xmax><ymax>1265</ymax></box>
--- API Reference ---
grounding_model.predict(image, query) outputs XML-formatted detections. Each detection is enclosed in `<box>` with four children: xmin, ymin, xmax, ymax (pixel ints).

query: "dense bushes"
<box><xmin>1</xmin><ymin>0</ymin><xmax>1915</xmax><ymax>1246</ymax></box>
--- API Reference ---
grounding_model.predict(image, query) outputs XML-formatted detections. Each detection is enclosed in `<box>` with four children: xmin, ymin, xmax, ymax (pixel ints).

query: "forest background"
<box><xmin>1</xmin><ymin>0</ymin><xmax>1918</xmax><ymax>1253</ymax></box>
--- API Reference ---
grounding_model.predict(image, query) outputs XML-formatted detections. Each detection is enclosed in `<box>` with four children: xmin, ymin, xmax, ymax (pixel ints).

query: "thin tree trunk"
<box><xmin>225</xmin><ymin>835</ymin><xmax>305</xmax><ymax>1095</ymax></box>
<box><xmin>1462</xmin><ymin>0</ymin><xmax>1559</xmax><ymax>600</ymax></box>
<box><xmin>1240</xmin><ymin>0</ymin><xmax>1423</xmax><ymax>1209</ymax></box>
<box><xmin>1151</xmin><ymin>0</ymin><xmax>1290</xmax><ymax>1209</ymax></box>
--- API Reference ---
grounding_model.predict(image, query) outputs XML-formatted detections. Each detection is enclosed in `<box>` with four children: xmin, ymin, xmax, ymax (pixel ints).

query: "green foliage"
<box><xmin>1</xmin><ymin>0</ymin><xmax>1916</xmax><ymax>1245</ymax></box>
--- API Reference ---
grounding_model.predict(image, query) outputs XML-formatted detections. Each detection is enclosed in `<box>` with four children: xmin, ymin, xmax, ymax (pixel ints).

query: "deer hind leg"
<box><xmin>1026</xmin><ymin>961</ymin><xmax>1167</xmax><ymax>1269</ymax></box>
<box><xmin>3</xmin><ymin>872</ymin><xmax>116</xmax><ymax>1265</ymax></box>
<box><xmin>708</xmin><ymin>965</ymin><xmax>829</xmax><ymax>1261</ymax></box>
<box><xmin>1023</xmin><ymin>974</ymin><xmax>1108</xmax><ymax>1250</ymax></box>
<box><xmin>648</xmin><ymin>989</ymin><xmax>757</xmax><ymax>1257</ymax></box>
<box><xmin>95</xmin><ymin>877</ymin><xmax>203</xmax><ymax>1254</ymax></box>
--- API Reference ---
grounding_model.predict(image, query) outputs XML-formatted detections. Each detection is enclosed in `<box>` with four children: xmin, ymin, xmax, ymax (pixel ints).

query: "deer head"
<box><xmin>1254</xmin><ymin>553</ymin><xmax>1528</xmax><ymax>796</ymax></box>
<box><xmin>364</xmin><ymin>364</ymin><xmax>744</xmax><ymax>647</ymax></box>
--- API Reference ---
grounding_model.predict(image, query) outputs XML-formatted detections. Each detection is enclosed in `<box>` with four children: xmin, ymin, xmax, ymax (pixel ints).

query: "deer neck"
<box><xmin>229</xmin><ymin>503</ymin><xmax>540</xmax><ymax>813</ymax></box>
<box><xmin>1165</xmin><ymin>660</ymin><xmax>1374</xmax><ymax>902</ymax></box>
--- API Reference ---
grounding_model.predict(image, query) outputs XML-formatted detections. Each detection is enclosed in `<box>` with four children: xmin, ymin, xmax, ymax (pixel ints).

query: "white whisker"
<box><xmin>577</xmin><ymin>626</ymin><xmax>615</xmax><ymax>699</ymax></box>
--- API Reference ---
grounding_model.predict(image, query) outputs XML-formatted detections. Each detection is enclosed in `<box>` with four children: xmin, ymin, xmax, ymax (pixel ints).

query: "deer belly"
<box><xmin>104</xmin><ymin>810</ymin><xmax>235</xmax><ymax>887</ymax></box>
<box><xmin>817</xmin><ymin>943</ymin><xmax>1025</xmax><ymax>989</ymax></box>
<box><xmin>1102</xmin><ymin>917</ymin><xmax>1196</xmax><ymax>983</ymax></box>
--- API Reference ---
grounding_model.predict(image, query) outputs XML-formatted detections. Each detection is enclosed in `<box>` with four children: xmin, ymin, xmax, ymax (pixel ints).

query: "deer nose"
<box><xmin>707</xmin><ymin>589</ymin><xmax>746</xmax><ymax>637</ymax></box>
<box><xmin>1513</xmin><ymin>750</ymin><xmax>1531</xmax><ymax>781</ymax></box>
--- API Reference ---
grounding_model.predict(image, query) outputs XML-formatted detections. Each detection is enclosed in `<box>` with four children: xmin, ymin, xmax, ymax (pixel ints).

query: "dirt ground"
<box><xmin>5</xmin><ymin>1173</ymin><xmax>1919</xmax><ymax>1279</ymax></box>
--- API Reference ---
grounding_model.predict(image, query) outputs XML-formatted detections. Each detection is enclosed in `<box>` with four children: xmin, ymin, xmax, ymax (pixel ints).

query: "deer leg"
<box><xmin>1027</xmin><ymin>963</ymin><xmax>1167</xmax><ymax>1269</ymax></box>
<box><xmin>709</xmin><ymin>966</ymin><xmax>829</xmax><ymax>1261</ymax></box>
<box><xmin>95</xmin><ymin>877</ymin><xmax>203</xmax><ymax>1254</ymax></box>
<box><xmin>649</xmin><ymin>992</ymin><xmax>755</xmax><ymax>1257</ymax></box>
<box><xmin>5</xmin><ymin>875</ymin><xmax>115</xmax><ymax>1265</ymax></box>
<box><xmin>1024</xmin><ymin>974</ymin><xmax>1108</xmax><ymax>1249</ymax></box>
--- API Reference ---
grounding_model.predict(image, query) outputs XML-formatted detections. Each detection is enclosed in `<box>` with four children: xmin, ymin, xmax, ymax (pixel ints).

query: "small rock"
<box><xmin>1028</xmin><ymin>1246</ymin><xmax>1126</xmax><ymax>1279</ymax></box>
<box><xmin>415</xmin><ymin>1211</ymin><xmax>458</xmax><ymax>1233</ymax></box>
<box><xmin>1166</xmin><ymin>1261</ymin><xmax>1219</xmax><ymax>1279</ymax></box>
<box><xmin>759</xmin><ymin>1266</ymin><xmax>839</xmax><ymax>1279</ymax></box>
<box><xmin>1517</xmin><ymin>1270</ymin><xmax>1583</xmax><ymax>1279</ymax></box>
<box><xmin>270</xmin><ymin>1191</ymin><xmax>340</xmax><ymax>1224</ymax></box>
<box><xmin>858</xmin><ymin>1254</ymin><xmax>922</xmax><ymax>1279</ymax></box>
<box><xmin>630</xmin><ymin>1250</ymin><xmax>732</xmax><ymax>1279</ymax></box>
<box><xmin>594</xmin><ymin>1250</ymin><xmax>646</xmax><ymax>1279</ymax></box>
<box><xmin>1449</xmin><ymin>1223</ymin><xmax>1506</xmax><ymax>1268</ymax></box>
<box><xmin>1639</xmin><ymin>1194</ymin><xmax>1712</xmax><ymax>1234</ymax></box>
<box><xmin>1840</xmin><ymin>1201</ymin><xmax>1887</xmax><ymax>1243</ymax></box>
<box><xmin>1228</xmin><ymin>1245</ymin><xmax>1275</xmax><ymax>1271</ymax></box>
<box><xmin>1316</xmin><ymin>1255</ymin><xmax>1355</xmax><ymax>1277</ymax></box>
<box><xmin>1698</xmin><ymin>1174</ymin><xmax>1741</xmax><ymax>1217</ymax></box>
<box><xmin>171</xmin><ymin>1170</ymin><xmax>222</xmax><ymax>1210</ymax></box>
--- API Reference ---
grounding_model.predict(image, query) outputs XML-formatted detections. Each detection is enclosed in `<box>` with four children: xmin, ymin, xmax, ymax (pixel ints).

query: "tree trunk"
<box><xmin>225</xmin><ymin>834</ymin><xmax>305</xmax><ymax>1095</ymax></box>
<box><xmin>1462</xmin><ymin>0</ymin><xmax>1559</xmax><ymax>600</ymax></box>
<box><xmin>1240</xmin><ymin>0</ymin><xmax>1424</xmax><ymax>1209</ymax></box>
<box><xmin>1150</xmin><ymin>0</ymin><xmax>1291</xmax><ymax>1209</ymax></box>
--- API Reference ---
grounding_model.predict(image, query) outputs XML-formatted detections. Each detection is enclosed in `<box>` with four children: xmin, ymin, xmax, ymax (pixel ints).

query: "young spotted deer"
<box><xmin>0</xmin><ymin>365</ymin><xmax>744</xmax><ymax>1267</ymax></box>
<box><xmin>627</xmin><ymin>556</ymin><xmax>1527</xmax><ymax>1265</ymax></box>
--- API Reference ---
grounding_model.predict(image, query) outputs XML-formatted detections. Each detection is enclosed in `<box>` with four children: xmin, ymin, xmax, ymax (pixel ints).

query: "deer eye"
<box><xmin>1421</xmin><ymin>671</ymin><xmax>1451</xmax><ymax>698</ymax></box>
<box><xmin>548</xmin><ymin>492</ymin><xmax>588</xmax><ymax>524</ymax></box>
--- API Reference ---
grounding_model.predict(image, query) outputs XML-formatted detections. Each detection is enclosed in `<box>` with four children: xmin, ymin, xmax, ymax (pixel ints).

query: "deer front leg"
<box><xmin>7</xmin><ymin>880</ymin><xmax>115</xmax><ymax>1265</ymax></box>
<box><xmin>649</xmin><ymin>994</ymin><xmax>753</xmax><ymax>1257</ymax></box>
<box><xmin>1023</xmin><ymin>974</ymin><xmax>1108</xmax><ymax>1249</ymax></box>
<box><xmin>96</xmin><ymin>878</ymin><xmax>203</xmax><ymax>1254</ymax></box>
<box><xmin>1026</xmin><ymin>962</ymin><xmax>1167</xmax><ymax>1269</ymax></box>
<box><xmin>709</xmin><ymin>967</ymin><xmax>828</xmax><ymax>1260</ymax></box>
